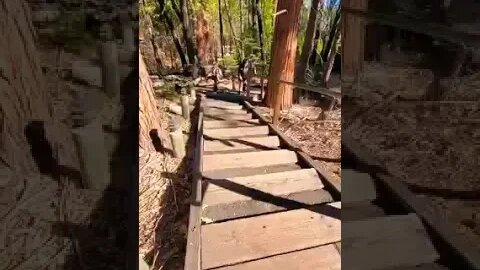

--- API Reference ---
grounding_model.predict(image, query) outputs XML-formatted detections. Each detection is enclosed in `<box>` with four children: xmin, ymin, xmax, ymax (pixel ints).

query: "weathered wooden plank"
<box><xmin>204</xmin><ymin>113</ymin><xmax>253</xmax><ymax>121</ymax></box>
<box><xmin>343</xmin><ymin>214</ymin><xmax>439</xmax><ymax>270</ymax></box>
<box><xmin>202</xmin><ymin>169</ymin><xmax>328</xmax><ymax>222</ymax></box>
<box><xmin>204</xmin><ymin>136</ymin><xmax>280</xmax><ymax>154</ymax></box>
<box><xmin>335</xmin><ymin>242</ymin><xmax>341</xmax><ymax>254</ymax></box>
<box><xmin>342</xmin><ymin>201</ymin><xmax>386</xmax><ymax>221</ymax></box>
<box><xmin>203</xmin><ymin>150</ymin><xmax>298</xmax><ymax>171</ymax></box>
<box><xmin>202</xmin><ymin>163</ymin><xmax>302</xmax><ymax>179</ymax></box>
<box><xmin>202</xmin><ymin>189</ymin><xmax>333</xmax><ymax>223</ymax></box>
<box><xmin>204</xmin><ymin>108</ymin><xmax>247</xmax><ymax>115</ymax></box>
<box><xmin>204</xmin><ymin>126</ymin><xmax>269</xmax><ymax>139</ymax></box>
<box><xmin>342</xmin><ymin>169</ymin><xmax>377</xmax><ymax>203</ymax></box>
<box><xmin>201</xmin><ymin>207</ymin><xmax>341</xmax><ymax>269</ymax></box>
<box><xmin>213</xmin><ymin>245</ymin><xmax>341</xmax><ymax>270</ymax></box>
<box><xmin>203</xmin><ymin>119</ymin><xmax>261</xmax><ymax>129</ymax></box>
<box><xmin>205</xmin><ymin>168</ymin><xmax>322</xmax><ymax>193</ymax></box>
<box><xmin>243</xmin><ymin>101</ymin><xmax>341</xmax><ymax>196</ymax></box>
<box><xmin>184</xmin><ymin>101</ymin><xmax>203</xmax><ymax>270</ymax></box>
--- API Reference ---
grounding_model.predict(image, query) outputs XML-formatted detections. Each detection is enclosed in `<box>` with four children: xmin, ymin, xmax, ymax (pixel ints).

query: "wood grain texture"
<box><xmin>202</xmin><ymin>189</ymin><xmax>333</xmax><ymax>223</ymax></box>
<box><xmin>343</xmin><ymin>214</ymin><xmax>439</xmax><ymax>270</ymax></box>
<box><xmin>204</xmin><ymin>113</ymin><xmax>253</xmax><ymax>121</ymax></box>
<box><xmin>203</xmin><ymin>150</ymin><xmax>298</xmax><ymax>171</ymax></box>
<box><xmin>213</xmin><ymin>245</ymin><xmax>341</xmax><ymax>270</ymax></box>
<box><xmin>204</xmin><ymin>126</ymin><xmax>269</xmax><ymax>139</ymax></box>
<box><xmin>202</xmin><ymin>169</ymin><xmax>327</xmax><ymax>221</ymax></box>
<box><xmin>204</xmin><ymin>108</ymin><xmax>247</xmax><ymax>115</ymax></box>
<box><xmin>201</xmin><ymin>208</ymin><xmax>341</xmax><ymax>269</ymax></box>
<box><xmin>203</xmin><ymin>119</ymin><xmax>261</xmax><ymax>129</ymax></box>
<box><xmin>202</xmin><ymin>163</ymin><xmax>302</xmax><ymax>179</ymax></box>
<box><xmin>204</xmin><ymin>136</ymin><xmax>280</xmax><ymax>152</ymax></box>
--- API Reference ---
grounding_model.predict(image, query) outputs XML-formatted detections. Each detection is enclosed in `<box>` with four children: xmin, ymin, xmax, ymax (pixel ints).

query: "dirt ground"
<box><xmin>253</xmin><ymin>104</ymin><xmax>341</xmax><ymax>180</ymax></box>
<box><xmin>139</xmin><ymin>90</ymin><xmax>195</xmax><ymax>269</ymax></box>
<box><xmin>343</xmin><ymin>62</ymin><xmax>480</xmax><ymax>252</ymax></box>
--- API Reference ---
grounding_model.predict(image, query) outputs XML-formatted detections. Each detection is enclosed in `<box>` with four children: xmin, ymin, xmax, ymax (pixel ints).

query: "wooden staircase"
<box><xmin>187</xmin><ymin>97</ymin><xmax>341</xmax><ymax>270</ymax></box>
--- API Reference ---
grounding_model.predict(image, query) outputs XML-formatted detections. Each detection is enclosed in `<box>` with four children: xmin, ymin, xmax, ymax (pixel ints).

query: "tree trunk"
<box><xmin>139</xmin><ymin>52</ymin><xmax>171</xmax><ymax>151</ymax></box>
<box><xmin>265</xmin><ymin>0</ymin><xmax>303</xmax><ymax>112</ymax></box>
<box><xmin>296</xmin><ymin>0</ymin><xmax>323</xmax><ymax>83</ymax></box>
<box><xmin>309</xmin><ymin>26</ymin><xmax>322</xmax><ymax>66</ymax></box>
<box><xmin>164</xmin><ymin>15</ymin><xmax>188</xmax><ymax>67</ymax></box>
<box><xmin>1</xmin><ymin>0</ymin><xmax>79</xmax><ymax>174</ymax></box>
<box><xmin>342</xmin><ymin>0</ymin><xmax>368</xmax><ymax>82</ymax></box>
<box><xmin>223</xmin><ymin>0</ymin><xmax>239</xmax><ymax>57</ymax></box>
<box><xmin>196</xmin><ymin>10</ymin><xmax>214</xmax><ymax>65</ymax></box>
<box><xmin>180</xmin><ymin>0</ymin><xmax>198</xmax><ymax>77</ymax></box>
<box><xmin>218</xmin><ymin>0</ymin><xmax>225</xmax><ymax>58</ymax></box>
<box><xmin>239</xmin><ymin>0</ymin><xmax>244</xmax><ymax>59</ymax></box>
<box><xmin>255</xmin><ymin>0</ymin><xmax>266</xmax><ymax>97</ymax></box>
<box><xmin>321</xmin><ymin>9</ymin><xmax>341</xmax><ymax>62</ymax></box>
<box><xmin>251</xmin><ymin>0</ymin><xmax>257</xmax><ymax>33</ymax></box>
<box><xmin>323</xmin><ymin>20</ymin><xmax>342</xmax><ymax>84</ymax></box>
<box><xmin>145</xmin><ymin>13</ymin><xmax>164</xmax><ymax>74</ymax></box>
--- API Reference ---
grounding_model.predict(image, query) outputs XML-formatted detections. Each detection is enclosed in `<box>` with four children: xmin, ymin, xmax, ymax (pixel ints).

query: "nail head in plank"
<box><xmin>204</xmin><ymin>126</ymin><xmax>269</xmax><ymax>139</ymax></box>
<box><xmin>343</xmin><ymin>214</ymin><xmax>439</xmax><ymax>270</ymax></box>
<box><xmin>342</xmin><ymin>169</ymin><xmax>377</xmax><ymax>203</ymax></box>
<box><xmin>211</xmin><ymin>245</ymin><xmax>341</xmax><ymax>270</ymax></box>
<box><xmin>201</xmin><ymin>207</ymin><xmax>341</xmax><ymax>269</ymax></box>
<box><xmin>203</xmin><ymin>163</ymin><xmax>302</xmax><ymax>179</ymax></box>
<box><xmin>203</xmin><ymin>150</ymin><xmax>298</xmax><ymax>171</ymax></box>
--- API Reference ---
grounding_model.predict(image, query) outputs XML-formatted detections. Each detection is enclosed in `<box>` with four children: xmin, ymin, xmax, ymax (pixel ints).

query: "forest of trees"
<box><xmin>140</xmin><ymin>0</ymin><xmax>341</xmax><ymax>110</ymax></box>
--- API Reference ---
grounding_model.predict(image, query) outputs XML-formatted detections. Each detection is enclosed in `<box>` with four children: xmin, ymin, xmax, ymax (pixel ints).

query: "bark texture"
<box><xmin>296</xmin><ymin>0</ymin><xmax>323</xmax><ymax>83</ymax></box>
<box><xmin>0</xmin><ymin>0</ymin><xmax>77</xmax><ymax>173</ymax></box>
<box><xmin>265</xmin><ymin>0</ymin><xmax>303</xmax><ymax>110</ymax></box>
<box><xmin>139</xmin><ymin>52</ymin><xmax>170</xmax><ymax>151</ymax></box>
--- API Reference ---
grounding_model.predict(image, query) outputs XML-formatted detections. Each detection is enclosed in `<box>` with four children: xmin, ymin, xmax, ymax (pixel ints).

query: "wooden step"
<box><xmin>343</xmin><ymin>214</ymin><xmax>439</xmax><ymax>270</ymax></box>
<box><xmin>201</xmin><ymin>206</ymin><xmax>341</xmax><ymax>269</ymax></box>
<box><xmin>203</xmin><ymin>150</ymin><xmax>298</xmax><ymax>171</ymax></box>
<box><xmin>204</xmin><ymin>108</ymin><xmax>247</xmax><ymax>115</ymax></box>
<box><xmin>202</xmin><ymin>169</ymin><xmax>332</xmax><ymax>222</ymax></box>
<box><xmin>203</xmin><ymin>119</ymin><xmax>261</xmax><ymax>129</ymax></box>
<box><xmin>204</xmin><ymin>135</ymin><xmax>280</xmax><ymax>153</ymax></box>
<box><xmin>203</xmin><ymin>163</ymin><xmax>302</xmax><ymax>179</ymax></box>
<box><xmin>212</xmin><ymin>244</ymin><xmax>341</xmax><ymax>270</ymax></box>
<box><xmin>204</xmin><ymin>113</ymin><xmax>253</xmax><ymax>121</ymax></box>
<box><xmin>204</xmin><ymin>102</ymin><xmax>243</xmax><ymax>110</ymax></box>
<box><xmin>204</xmin><ymin>126</ymin><xmax>269</xmax><ymax>139</ymax></box>
<box><xmin>342</xmin><ymin>169</ymin><xmax>377</xmax><ymax>203</ymax></box>
<box><xmin>341</xmin><ymin>201</ymin><xmax>386</xmax><ymax>221</ymax></box>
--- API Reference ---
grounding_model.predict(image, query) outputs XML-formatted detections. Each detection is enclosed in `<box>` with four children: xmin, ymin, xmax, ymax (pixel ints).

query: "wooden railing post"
<box><xmin>72</xmin><ymin>123</ymin><xmax>110</xmax><ymax>190</ymax></box>
<box><xmin>272</xmin><ymin>80</ymin><xmax>281</xmax><ymax>125</ymax></box>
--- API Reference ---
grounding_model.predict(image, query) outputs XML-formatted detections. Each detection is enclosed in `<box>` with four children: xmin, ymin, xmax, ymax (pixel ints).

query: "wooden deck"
<box><xmin>185</xmin><ymin>95</ymin><xmax>341</xmax><ymax>270</ymax></box>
